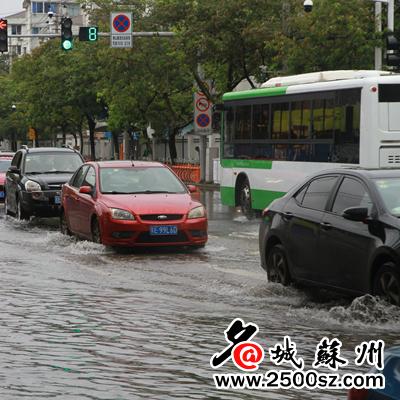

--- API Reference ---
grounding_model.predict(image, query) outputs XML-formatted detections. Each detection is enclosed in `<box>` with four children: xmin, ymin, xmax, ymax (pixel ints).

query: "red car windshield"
<box><xmin>100</xmin><ymin>167</ymin><xmax>187</xmax><ymax>194</ymax></box>
<box><xmin>0</xmin><ymin>159</ymin><xmax>11</xmax><ymax>172</ymax></box>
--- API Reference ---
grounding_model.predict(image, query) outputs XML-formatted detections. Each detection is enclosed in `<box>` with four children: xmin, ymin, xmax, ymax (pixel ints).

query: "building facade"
<box><xmin>6</xmin><ymin>1</ymin><xmax>90</xmax><ymax>56</ymax></box>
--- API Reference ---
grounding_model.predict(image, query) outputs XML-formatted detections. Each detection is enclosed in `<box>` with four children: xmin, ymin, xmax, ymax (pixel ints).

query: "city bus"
<box><xmin>219</xmin><ymin>70</ymin><xmax>400</xmax><ymax>217</ymax></box>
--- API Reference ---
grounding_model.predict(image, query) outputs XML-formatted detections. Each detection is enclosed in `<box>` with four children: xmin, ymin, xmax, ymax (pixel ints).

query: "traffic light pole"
<box><xmin>8</xmin><ymin>32</ymin><xmax>175</xmax><ymax>39</ymax></box>
<box><xmin>373</xmin><ymin>0</ymin><xmax>394</xmax><ymax>70</ymax></box>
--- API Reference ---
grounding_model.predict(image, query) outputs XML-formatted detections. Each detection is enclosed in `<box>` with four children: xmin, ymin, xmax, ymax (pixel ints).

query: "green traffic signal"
<box><xmin>61</xmin><ymin>17</ymin><xmax>73</xmax><ymax>51</ymax></box>
<box><xmin>62</xmin><ymin>40</ymin><xmax>73</xmax><ymax>50</ymax></box>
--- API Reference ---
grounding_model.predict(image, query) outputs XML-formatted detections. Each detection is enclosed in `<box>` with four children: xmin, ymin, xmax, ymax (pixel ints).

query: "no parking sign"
<box><xmin>111</xmin><ymin>12</ymin><xmax>132</xmax><ymax>48</ymax></box>
<box><xmin>194</xmin><ymin>85</ymin><xmax>213</xmax><ymax>135</ymax></box>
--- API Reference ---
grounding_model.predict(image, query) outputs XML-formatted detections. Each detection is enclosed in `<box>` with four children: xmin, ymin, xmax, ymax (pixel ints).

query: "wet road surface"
<box><xmin>0</xmin><ymin>189</ymin><xmax>399</xmax><ymax>399</ymax></box>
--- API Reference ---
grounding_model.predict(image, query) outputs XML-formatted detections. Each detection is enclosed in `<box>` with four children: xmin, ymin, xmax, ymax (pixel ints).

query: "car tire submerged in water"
<box><xmin>373</xmin><ymin>263</ymin><xmax>400</xmax><ymax>306</ymax></box>
<box><xmin>239</xmin><ymin>177</ymin><xmax>254</xmax><ymax>219</ymax></box>
<box><xmin>266</xmin><ymin>244</ymin><xmax>291</xmax><ymax>286</ymax></box>
<box><xmin>4</xmin><ymin>194</ymin><xmax>11</xmax><ymax>216</ymax></box>
<box><xmin>16</xmin><ymin>196</ymin><xmax>29</xmax><ymax>221</ymax></box>
<box><xmin>91</xmin><ymin>218</ymin><xmax>102</xmax><ymax>244</ymax></box>
<box><xmin>60</xmin><ymin>209</ymin><xmax>72</xmax><ymax>236</ymax></box>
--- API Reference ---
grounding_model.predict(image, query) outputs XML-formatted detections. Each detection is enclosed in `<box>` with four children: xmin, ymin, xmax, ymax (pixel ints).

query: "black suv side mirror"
<box><xmin>342</xmin><ymin>207</ymin><xmax>369</xmax><ymax>222</ymax></box>
<box><xmin>8</xmin><ymin>166</ymin><xmax>20</xmax><ymax>175</ymax></box>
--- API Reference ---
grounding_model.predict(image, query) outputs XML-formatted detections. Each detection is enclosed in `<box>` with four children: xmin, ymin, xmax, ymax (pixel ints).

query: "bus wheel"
<box><xmin>239</xmin><ymin>178</ymin><xmax>254</xmax><ymax>219</ymax></box>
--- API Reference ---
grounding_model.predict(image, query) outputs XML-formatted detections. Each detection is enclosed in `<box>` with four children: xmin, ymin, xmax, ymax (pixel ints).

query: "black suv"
<box><xmin>5</xmin><ymin>147</ymin><xmax>84</xmax><ymax>219</ymax></box>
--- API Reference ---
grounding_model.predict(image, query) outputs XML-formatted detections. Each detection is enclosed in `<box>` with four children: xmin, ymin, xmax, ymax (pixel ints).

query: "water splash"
<box><xmin>328</xmin><ymin>294</ymin><xmax>400</xmax><ymax>326</ymax></box>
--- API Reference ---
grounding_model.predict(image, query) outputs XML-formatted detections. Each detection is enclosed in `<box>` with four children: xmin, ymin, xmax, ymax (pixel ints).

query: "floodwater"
<box><xmin>0</xmin><ymin>189</ymin><xmax>398</xmax><ymax>399</ymax></box>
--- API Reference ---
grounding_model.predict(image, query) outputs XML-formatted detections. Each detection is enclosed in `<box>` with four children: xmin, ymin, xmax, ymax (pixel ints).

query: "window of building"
<box><xmin>32</xmin><ymin>27</ymin><xmax>40</xmax><ymax>34</ymax></box>
<box><xmin>32</xmin><ymin>2</ymin><xmax>44</xmax><ymax>13</ymax></box>
<box><xmin>44</xmin><ymin>2</ymin><xmax>58</xmax><ymax>13</ymax></box>
<box><xmin>66</xmin><ymin>4</ymin><xmax>80</xmax><ymax>17</ymax></box>
<box><xmin>11</xmin><ymin>25</ymin><xmax>22</xmax><ymax>35</ymax></box>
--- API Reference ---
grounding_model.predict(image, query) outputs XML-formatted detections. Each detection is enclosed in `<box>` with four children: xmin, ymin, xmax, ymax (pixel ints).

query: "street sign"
<box><xmin>111</xmin><ymin>12</ymin><xmax>132</xmax><ymax>48</ymax></box>
<box><xmin>28</xmin><ymin>127</ymin><xmax>36</xmax><ymax>140</ymax></box>
<box><xmin>194</xmin><ymin>89</ymin><xmax>213</xmax><ymax>135</ymax></box>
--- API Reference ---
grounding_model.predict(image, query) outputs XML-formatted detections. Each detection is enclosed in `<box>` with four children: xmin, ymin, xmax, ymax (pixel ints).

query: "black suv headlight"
<box><xmin>25</xmin><ymin>180</ymin><xmax>42</xmax><ymax>192</ymax></box>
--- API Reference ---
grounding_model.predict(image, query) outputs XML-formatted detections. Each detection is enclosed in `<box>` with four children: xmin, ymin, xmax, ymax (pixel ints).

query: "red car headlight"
<box><xmin>110</xmin><ymin>208</ymin><xmax>135</xmax><ymax>221</ymax></box>
<box><xmin>188</xmin><ymin>206</ymin><xmax>206</xmax><ymax>219</ymax></box>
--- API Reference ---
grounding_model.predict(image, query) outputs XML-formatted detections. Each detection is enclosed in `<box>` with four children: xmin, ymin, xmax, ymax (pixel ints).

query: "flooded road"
<box><xmin>0</xmin><ymin>189</ymin><xmax>399</xmax><ymax>399</ymax></box>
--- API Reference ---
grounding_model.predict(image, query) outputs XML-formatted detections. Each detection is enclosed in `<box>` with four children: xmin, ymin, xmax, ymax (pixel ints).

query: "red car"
<box><xmin>60</xmin><ymin>161</ymin><xmax>208</xmax><ymax>248</ymax></box>
<box><xmin>0</xmin><ymin>154</ymin><xmax>14</xmax><ymax>203</ymax></box>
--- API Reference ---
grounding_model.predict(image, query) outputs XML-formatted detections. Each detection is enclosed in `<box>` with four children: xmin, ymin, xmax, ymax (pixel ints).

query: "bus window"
<box><xmin>332</xmin><ymin>89</ymin><xmax>360</xmax><ymax>163</ymax></box>
<box><xmin>311</xmin><ymin>98</ymin><xmax>335</xmax><ymax>140</ymax></box>
<box><xmin>291</xmin><ymin>101</ymin><xmax>311</xmax><ymax>139</ymax></box>
<box><xmin>235</xmin><ymin>105</ymin><xmax>252</xmax><ymax>140</ymax></box>
<box><xmin>225</xmin><ymin>106</ymin><xmax>235</xmax><ymax>143</ymax></box>
<box><xmin>272</xmin><ymin>103</ymin><xmax>289</xmax><ymax>139</ymax></box>
<box><xmin>253</xmin><ymin>104</ymin><xmax>270</xmax><ymax>139</ymax></box>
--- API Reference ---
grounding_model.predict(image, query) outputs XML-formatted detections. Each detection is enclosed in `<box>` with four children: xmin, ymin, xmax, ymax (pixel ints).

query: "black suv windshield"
<box><xmin>24</xmin><ymin>152</ymin><xmax>83</xmax><ymax>174</ymax></box>
<box><xmin>100</xmin><ymin>167</ymin><xmax>187</xmax><ymax>194</ymax></box>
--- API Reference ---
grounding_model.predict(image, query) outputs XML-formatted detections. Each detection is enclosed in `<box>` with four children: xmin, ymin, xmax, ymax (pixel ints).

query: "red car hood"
<box><xmin>0</xmin><ymin>173</ymin><xmax>5</xmax><ymax>186</ymax></box>
<box><xmin>99</xmin><ymin>193</ymin><xmax>201</xmax><ymax>216</ymax></box>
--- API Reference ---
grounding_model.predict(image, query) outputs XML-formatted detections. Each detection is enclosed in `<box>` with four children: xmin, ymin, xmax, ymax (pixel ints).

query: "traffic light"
<box><xmin>0</xmin><ymin>19</ymin><xmax>8</xmax><ymax>53</ymax></box>
<box><xmin>61</xmin><ymin>17</ymin><xmax>73</xmax><ymax>51</ymax></box>
<box><xmin>79</xmin><ymin>27</ymin><xmax>98</xmax><ymax>42</ymax></box>
<box><xmin>386</xmin><ymin>34</ymin><xmax>400</xmax><ymax>67</ymax></box>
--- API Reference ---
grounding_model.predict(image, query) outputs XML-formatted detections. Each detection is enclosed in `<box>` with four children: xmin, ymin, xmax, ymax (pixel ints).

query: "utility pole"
<box><xmin>375</xmin><ymin>1</ymin><xmax>382</xmax><ymax>69</ymax></box>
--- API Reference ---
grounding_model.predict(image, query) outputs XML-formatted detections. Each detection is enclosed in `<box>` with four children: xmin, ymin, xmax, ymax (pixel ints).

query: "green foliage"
<box><xmin>0</xmin><ymin>0</ymin><xmax>392</xmax><ymax>156</ymax></box>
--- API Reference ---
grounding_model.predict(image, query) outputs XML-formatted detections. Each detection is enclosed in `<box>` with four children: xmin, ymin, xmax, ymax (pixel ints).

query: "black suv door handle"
<box><xmin>320</xmin><ymin>222</ymin><xmax>332</xmax><ymax>230</ymax></box>
<box><xmin>282</xmin><ymin>212</ymin><xmax>293</xmax><ymax>220</ymax></box>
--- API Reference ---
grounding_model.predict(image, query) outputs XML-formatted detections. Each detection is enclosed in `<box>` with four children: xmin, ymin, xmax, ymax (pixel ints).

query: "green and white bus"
<box><xmin>219</xmin><ymin>70</ymin><xmax>400</xmax><ymax>216</ymax></box>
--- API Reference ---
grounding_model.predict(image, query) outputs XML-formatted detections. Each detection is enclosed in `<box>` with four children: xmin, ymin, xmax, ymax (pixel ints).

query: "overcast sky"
<box><xmin>0</xmin><ymin>0</ymin><xmax>24</xmax><ymax>18</ymax></box>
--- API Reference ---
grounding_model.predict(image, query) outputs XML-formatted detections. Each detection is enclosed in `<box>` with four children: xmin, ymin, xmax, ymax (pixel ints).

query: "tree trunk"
<box><xmin>71</xmin><ymin>132</ymin><xmax>77</xmax><ymax>148</ymax></box>
<box><xmin>86</xmin><ymin>114</ymin><xmax>96</xmax><ymax>161</ymax></box>
<box><xmin>168</xmin><ymin>127</ymin><xmax>178</xmax><ymax>164</ymax></box>
<box><xmin>112</xmin><ymin>132</ymin><xmax>120</xmax><ymax>160</ymax></box>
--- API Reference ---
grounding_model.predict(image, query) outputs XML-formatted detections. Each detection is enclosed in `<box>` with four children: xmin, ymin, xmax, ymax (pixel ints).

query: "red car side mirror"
<box><xmin>187</xmin><ymin>185</ymin><xmax>197</xmax><ymax>193</ymax></box>
<box><xmin>79</xmin><ymin>186</ymin><xmax>93</xmax><ymax>195</ymax></box>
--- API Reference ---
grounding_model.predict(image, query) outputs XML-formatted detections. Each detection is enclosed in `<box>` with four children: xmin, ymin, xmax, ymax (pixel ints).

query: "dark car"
<box><xmin>259</xmin><ymin>168</ymin><xmax>400</xmax><ymax>305</ymax></box>
<box><xmin>60</xmin><ymin>161</ymin><xmax>208</xmax><ymax>248</ymax></box>
<box><xmin>348</xmin><ymin>346</ymin><xmax>400</xmax><ymax>400</ymax></box>
<box><xmin>5</xmin><ymin>147</ymin><xmax>84</xmax><ymax>219</ymax></box>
